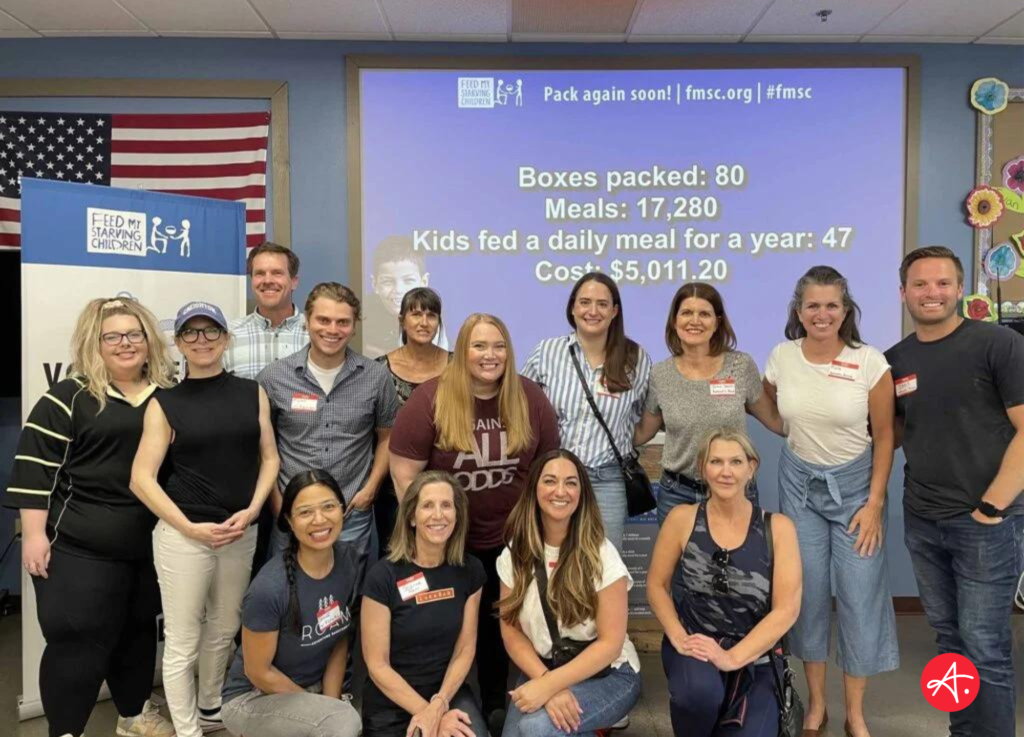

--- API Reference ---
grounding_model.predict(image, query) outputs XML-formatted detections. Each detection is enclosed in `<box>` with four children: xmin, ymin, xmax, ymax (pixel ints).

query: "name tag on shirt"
<box><xmin>895</xmin><ymin>374</ymin><xmax>918</xmax><ymax>397</ymax></box>
<box><xmin>595</xmin><ymin>376</ymin><xmax>619</xmax><ymax>399</ymax></box>
<box><xmin>397</xmin><ymin>571</ymin><xmax>430</xmax><ymax>601</ymax></box>
<box><xmin>416</xmin><ymin>588</ymin><xmax>455</xmax><ymax>605</ymax></box>
<box><xmin>317</xmin><ymin>600</ymin><xmax>343</xmax><ymax>631</ymax></box>
<box><xmin>291</xmin><ymin>392</ymin><xmax>318</xmax><ymax>412</ymax></box>
<box><xmin>828</xmin><ymin>360</ymin><xmax>859</xmax><ymax>382</ymax></box>
<box><xmin>709</xmin><ymin>378</ymin><xmax>737</xmax><ymax>396</ymax></box>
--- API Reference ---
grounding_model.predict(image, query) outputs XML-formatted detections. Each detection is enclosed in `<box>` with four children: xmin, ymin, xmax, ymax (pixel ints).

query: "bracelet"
<box><xmin>430</xmin><ymin>693</ymin><xmax>449</xmax><ymax>712</ymax></box>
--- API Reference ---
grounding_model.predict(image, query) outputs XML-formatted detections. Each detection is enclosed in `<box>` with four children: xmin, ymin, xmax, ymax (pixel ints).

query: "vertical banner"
<box><xmin>18</xmin><ymin>178</ymin><xmax>247</xmax><ymax>720</ymax></box>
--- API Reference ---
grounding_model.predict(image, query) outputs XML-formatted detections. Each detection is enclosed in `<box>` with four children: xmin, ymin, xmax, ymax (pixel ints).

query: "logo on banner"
<box><xmin>87</xmin><ymin>208</ymin><xmax>193</xmax><ymax>258</ymax></box>
<box><xmin>458</xmin><ymin>78</ymin><xmax>524</xmax><ymax>109</ymax></box>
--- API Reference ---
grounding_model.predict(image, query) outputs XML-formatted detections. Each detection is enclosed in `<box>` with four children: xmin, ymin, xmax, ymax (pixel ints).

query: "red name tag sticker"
<box><xmin>397</xmin><ymin>571</ymin><xmax>430</xmax><ymax>601</ymax></box>
<box><xmin>291</xmin><ymin>392</ymin><xmax>318</xmax><ymax>412</ymax></box>
<box><xmin>895</xmin><ymin>374</ymin><xmax>918</xmax><ymax>397</ymax></box>
<box><xmin>415</xmin><ymin>588</ymin><xmax>455</xmax><ymax>605</ymax></box>
<box><xmin>709</xmin><ymin>378</ymin><xmax>737</xmax><ymax>396</ymax></box>
<box><xmin>827</xmin><ymin>360</ymin><xmax>859</xmax><ymax>382</ymax></box>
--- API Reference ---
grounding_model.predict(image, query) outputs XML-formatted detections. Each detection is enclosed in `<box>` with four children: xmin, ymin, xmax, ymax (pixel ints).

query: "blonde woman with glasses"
<box><xmin>5</xmin><ymin>297</ymin><xmax>176</xmax><ymax>737</ymax></box>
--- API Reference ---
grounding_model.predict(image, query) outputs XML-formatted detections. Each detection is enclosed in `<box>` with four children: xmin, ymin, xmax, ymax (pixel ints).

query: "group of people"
<box><xmin>5</xmin><ymin>242</ymin><xmax>1022</xmax><ymax>737</ymax></box>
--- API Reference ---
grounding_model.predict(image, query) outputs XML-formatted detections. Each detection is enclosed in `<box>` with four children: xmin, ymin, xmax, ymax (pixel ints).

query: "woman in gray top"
<box><xmin>634</xmin><ymin>283</ymin><xmax>783</xmax><ymax>525</ymax></box>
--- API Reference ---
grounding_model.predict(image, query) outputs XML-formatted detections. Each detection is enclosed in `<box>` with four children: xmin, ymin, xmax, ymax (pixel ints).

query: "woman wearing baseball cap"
<box><xmin>131</xmin><ymin>300</ymin><xmax>280</xmax><ymax>737</ymax></box>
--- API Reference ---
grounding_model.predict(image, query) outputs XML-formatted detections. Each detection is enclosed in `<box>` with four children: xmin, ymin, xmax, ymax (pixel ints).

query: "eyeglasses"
<box><xmin>712</xmin><ymin>547</ymin><xmax>730</xmax><ymax>596</ymax></box>
<box><xmin>101</xmin><ymin>330</ymin><xmax>147</xmax><ymax>346</ymax></box>
<box><xmin>292</xmin><ymin>501</ymin><xmax>343</xmax><ymax>522</ymax></box>
<box><xmin>178</xmin><ymin>326</ymin><xmax>225</xmax><ymax>343</ymax></box>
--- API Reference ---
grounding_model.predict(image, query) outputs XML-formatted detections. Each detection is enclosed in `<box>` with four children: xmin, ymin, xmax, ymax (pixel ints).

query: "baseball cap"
<box><xmin>174</xmin><ymin>301</ymin><xmax>228</xmax><ymax>334</ymax></box>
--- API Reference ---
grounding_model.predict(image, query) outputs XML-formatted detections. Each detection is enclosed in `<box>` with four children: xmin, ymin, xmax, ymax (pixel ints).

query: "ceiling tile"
<box><xmin>0</xmin><ymin>7</ymin><xmax>31</xmax><ymax>31</ymax></box>
<box><xmin>510</xmin><ymin>32</ymin><xmax>627</xmax><ymax>42</ymax></box>
<box><xmin>512</xmin><ymin>0</ymin><xmax>637</xmax><ymax>35</ymax></box>
<box><xmin>43</xmin><ymin>30</ymin><xmax>157</xmax><ymax>37</ymax></box>
<box><xmin>249</xmin><ymin>0</ymin><xmax>387</xmax><ymax>35</ymax></box>
<box><xmin>870</xmin><ymin>0</ymin><xmax>1024</xmax><ymax>37</ymax></box>
<box><xmin>631</xmin><ymin>0</ymin><xmax>774</xmax><ymax>36</ymax></box>
<box><xmin>628</xmin><ymin>34</ymin><xmax>744</xmax><ymax>43</ymax></box>
<box><xmin>750</xmin><ymin>0</ymin><xmax>907</xmax><ymax>36</ymax></box>
<box><xmin>0</xmin><ymin>0</ymin><xmax>148</xmax><ymax>31</ymax></box>
<box><xmin>381</xmin><ymin>0</ymin><xmax>506</xmax><ymax>36</ymax></box>
<box><xmin>976</xmin><ymin>36</ymin><xmax>1024</xmax><ymax>44</ymax></box>
<box><xmin>158</xmin><ymin>30</ymin><xmax>274</xmax><ymax>37</ymax></box>
<box><xmin>745</xmin><ymin>34</ymin><xmax>864</xmax><ymax>43</ymax></box>
<box><xmin>276</xmin><ymin>30</ymin><xmax>390</xmax><ymax>39</ymax></box>
<box><xmin>861</xmin><ymin>34</ymin><xmax>974</xmax><ymax>43</ymax></box>
<box><xmin>980</xmin><ymin>9</ymin><xmax>1024</xmax><ymax>40</ymax></box>
<box><xmin>0</xmin><ymin>29</ymin><xmax>38</xmax><ymax>37</ymax></box>
<box><xmin>117</xmin><ymin>0</ymin><xmax>268</xmax><ymax>32</ymax></box>
<box><xmin>393</xmin><ymin>33</ymin><xmax>507</xmax><ymax>42</ymax></box>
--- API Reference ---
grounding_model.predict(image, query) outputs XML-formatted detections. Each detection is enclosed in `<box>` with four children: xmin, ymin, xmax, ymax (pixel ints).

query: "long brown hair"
<box><xmin>784</xmin><ymin>266</ymin><xmax>862</xmax><ymax>348</ymax></box>
<box><xmin>565</xmin><ymin>273</ymin><xmax>639</xmax><ymax>393</ymax></box>
<box><xmin>499</xmin><ymin>450</ymin><xmax>606</xmax><ymax>629</ymax></box>
<box><xmin>434</xmin><ymin>314</ymin><xmax>533</xmax><ymax>454</ymax></box>
<box><xmin>387</xmin><ymin>471</ymin><xmax>468</xmax><ymax>566</ymax></box>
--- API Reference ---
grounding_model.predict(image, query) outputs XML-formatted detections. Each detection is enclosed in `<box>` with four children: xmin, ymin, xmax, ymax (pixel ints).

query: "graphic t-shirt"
<box><xmin>389</xmin><ymin>377</ymin><xmax>560</xmax><ymax>550</ymax></box>
<box><xmin>360</xmin><ymin>557</ymin><xmax>486</xmax><ymax>735</ymax></box>
<box><xmin>222</xmin><ymin>541</ymin><xmax>359</xmax><ymax>701</ymax></box>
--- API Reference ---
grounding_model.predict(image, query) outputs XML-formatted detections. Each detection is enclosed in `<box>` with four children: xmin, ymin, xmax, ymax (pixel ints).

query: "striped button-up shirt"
<box><xmin>256</xmin><ymin>346</ymin><xmax>399</xmax><ymax>503</ymax></box>
<box><xmin>223</xmin><ymin>306</ymin><xmax>309</xmax><ymax>380</ymax></box>
<box><xmin>521</xmin><ymin>333</ymin><xmax>652</xmax><ymax>468</ymax></box>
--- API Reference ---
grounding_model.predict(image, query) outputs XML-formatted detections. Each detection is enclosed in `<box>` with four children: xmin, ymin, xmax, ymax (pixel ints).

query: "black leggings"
<box><xmin>33</xmin><ymin>547</ymin><xmax>161</xmax><ymax>737</ymax></box>
<box><xmin>472</xmin><ymin>546</ymin><xmax>510</xmax><ymax>717</ymax></box>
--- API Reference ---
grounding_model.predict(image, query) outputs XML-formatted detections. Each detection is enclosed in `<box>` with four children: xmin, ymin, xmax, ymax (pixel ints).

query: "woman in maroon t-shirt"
<box><xmin>390</xmin><ymin>312</ymin><xmax>560</xmax><ymax>732</ymax></box>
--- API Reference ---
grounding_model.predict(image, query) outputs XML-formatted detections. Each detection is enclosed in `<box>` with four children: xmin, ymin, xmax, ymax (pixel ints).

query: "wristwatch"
<box><xmin>975</xmin><ymin>501</ymin><xmax>1009</xmax><ymax>519</ymax></box>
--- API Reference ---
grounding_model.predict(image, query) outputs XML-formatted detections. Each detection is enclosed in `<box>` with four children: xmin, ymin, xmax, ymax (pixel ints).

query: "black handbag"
<box><xmin>567</xmin><ymin>342</ymin><xmax>656</xmax><ymax>518</ymax></box>
<box><xmin>533</xmin><ymin>559</ymin><xmax>613</xmax><ymax>678</ymax></box>
<box><xmin>763</xmin><ymin>511</ymin><xmax>805</xmax><ymax>737</ymax></box>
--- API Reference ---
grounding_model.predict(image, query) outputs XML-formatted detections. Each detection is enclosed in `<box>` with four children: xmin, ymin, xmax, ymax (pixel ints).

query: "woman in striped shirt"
<box><xmin>522</xmin><ymin>273</ymin><xmax>652</xmax><ymax>552</ymax></box>
<box><xmin>5</xmin><ymin>297</ymin><xmax>177</xmax><ymax>737</ymax></box>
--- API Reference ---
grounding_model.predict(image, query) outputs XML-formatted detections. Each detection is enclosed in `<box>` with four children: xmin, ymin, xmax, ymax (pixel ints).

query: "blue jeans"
<box><xmin>662</xmin><ymin>638</ymin><xmax>778</xmax><ymax>737</ymax></box>
<box><xmin>588</xmin><ymin>464</ymin><xmax>627</xmax><ymax>552</ymax></box>
<box><xmin>502</xmin><ymin>664</ymin><xmax>641</xmax><ymax>737</ymax></box>
<box><xmin>657</xmin><ymin>471</ymin><xmax>759</xmax><ymax>526</ymax></box>
<box><xmin>904</xmin><ymin>509</ymin><xmax>1024</xmax><ymax>737</ymax></box>
<box><xmin>778</xmin><ymin>448</ymin><xmax>899</xmax><ymax>677</ymax></box>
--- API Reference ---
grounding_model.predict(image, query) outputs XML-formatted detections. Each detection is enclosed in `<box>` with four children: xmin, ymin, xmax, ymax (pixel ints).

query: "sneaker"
<box><xmin>116</xmin><ymin>700</ymin><xmax>176</xmax><ymax>737</ymax></box>
<box><xmin>198</xmin><ymin>707</ymin><xmax>225</xmax><ymax>734</ymax></box>
<box><xmin>611</xmin><ymin>714</ymin><xmax>630</xmax><ymax>730</ymax></box>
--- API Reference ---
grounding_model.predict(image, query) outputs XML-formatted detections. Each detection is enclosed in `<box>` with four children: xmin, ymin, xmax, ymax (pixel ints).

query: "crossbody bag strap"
<box><xmin>567</xmin><ymin>339</ymin><xmax>625</xmax><ymax>465</ymax></box>
<box><xmin>533</xmin><ymin>557</ymin><xmax>565</xmax><ymax>654</ymax></box>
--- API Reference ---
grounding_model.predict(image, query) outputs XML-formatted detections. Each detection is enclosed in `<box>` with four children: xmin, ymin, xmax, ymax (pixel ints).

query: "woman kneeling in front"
<box><xmin>361</xmin><ymin>471</ymin><xmax>488</xmax><ymax>737</ymax></box>
<box><xmin>648</xmin><ymin>430</ymin><xmax>802</xmax><ymax>737</ymax></box>
<box><xmin>220</xmin><ymin>470</ymin><xmax>361</xmax><ymax>737</ymax></box>
<box><xmin>499</xmin><ymin>449</ymin><xmax>642</xmax><ymax>737</ymax></box>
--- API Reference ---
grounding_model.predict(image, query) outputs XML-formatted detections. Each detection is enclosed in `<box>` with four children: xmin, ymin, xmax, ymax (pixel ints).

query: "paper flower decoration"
<box><xmin>971</xmin><ymin>78</ymin><xmax>1009</xmax><ymax>115</ymax></box>
<box><xmin>1005</xmin><ymin>157</ymin><xmax>1024</xmax><ymax>194</ymax></box>
<box><xmin>965</xmin><ymin>186</ymin><xmax>1005</xmax><ymax>228</ymax></box>
<box><xmin>963</xmin><ymin>294</ymin><xmax>997</xmax><ymax>322</ymax></box>
<box><xmin>984</xmin><ymin>242</ymin><xmax>1019</xmax><ymax>281</ymax></box>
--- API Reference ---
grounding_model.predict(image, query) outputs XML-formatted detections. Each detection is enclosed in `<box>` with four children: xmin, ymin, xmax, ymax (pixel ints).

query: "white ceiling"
<box><xmin>0</xmin><ymin>0</ymin><xmax>1021</xmax><ymax>44</ymax></box>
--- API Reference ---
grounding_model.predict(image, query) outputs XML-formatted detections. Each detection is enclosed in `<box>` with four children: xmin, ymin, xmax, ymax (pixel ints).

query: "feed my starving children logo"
<box><xmin>458</xmin><ymin>77</ymin><xmax>524</xmax><ymax>109</ymax></box>
<box><xmin>87</xmin><ymin>207</ymin><xmax>194</xmax><ymax>258</ymax></box>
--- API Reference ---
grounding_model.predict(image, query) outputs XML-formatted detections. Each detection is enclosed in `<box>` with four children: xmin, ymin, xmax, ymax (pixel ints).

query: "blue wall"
<box><xmin>0</xmin><ymin>38</ymin><xmax>1021</xmax><ymax>594</ymax></box>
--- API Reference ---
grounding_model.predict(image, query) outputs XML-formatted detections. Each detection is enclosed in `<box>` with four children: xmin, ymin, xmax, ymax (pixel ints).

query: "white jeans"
<box><xmin>153</xmin><ymin>520</ymin><xmax>257</xmax><ymax>737</ymax></box>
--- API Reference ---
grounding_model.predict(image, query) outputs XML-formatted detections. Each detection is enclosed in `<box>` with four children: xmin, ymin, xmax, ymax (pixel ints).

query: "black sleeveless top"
<box><xmin>678</xmin><ymin>502</ymin><xmax>771</xmax><ymax>644</ymax></box>
<box><xmin>158</xmin><ymin>372</ymin><xmax>261</xmax><ymax>523</ymax></box>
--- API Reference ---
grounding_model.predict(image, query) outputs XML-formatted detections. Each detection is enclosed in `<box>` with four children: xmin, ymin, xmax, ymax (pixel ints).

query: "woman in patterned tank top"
<box><xmin>648</xmin><ymin>430</ymin><xmax>802</xmax><ymax>737</ymax></box>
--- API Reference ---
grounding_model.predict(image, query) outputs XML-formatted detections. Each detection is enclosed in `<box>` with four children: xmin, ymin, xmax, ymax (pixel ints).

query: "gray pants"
<box><xmin>222</xmin><ymin>687</ymin><xmax>361</xmax><ymax>737</ymax></box>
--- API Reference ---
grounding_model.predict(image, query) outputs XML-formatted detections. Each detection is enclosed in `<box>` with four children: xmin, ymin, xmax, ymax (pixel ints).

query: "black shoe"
<box><xmin>486</xmin><ymin>708</ymin><xmax>507</xmax><ymax>736</ymax></box>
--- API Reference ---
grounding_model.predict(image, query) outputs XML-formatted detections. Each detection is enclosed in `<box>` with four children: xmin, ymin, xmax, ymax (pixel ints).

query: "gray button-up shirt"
<box><xmin>257</xmin><ymin>345</ymin><xmax>399</xmax><ymax>502</ymax></box>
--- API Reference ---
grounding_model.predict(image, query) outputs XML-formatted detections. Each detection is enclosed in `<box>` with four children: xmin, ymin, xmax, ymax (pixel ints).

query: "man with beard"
<box><xmin>224</xmin><ymin>242</ymin><xmax>308</xmax><ymax>380</ymax></box>
<box><xmin>885</xmin><ymin>246</ymin><xmax>1024</xmax><ymax>737</ymax></box>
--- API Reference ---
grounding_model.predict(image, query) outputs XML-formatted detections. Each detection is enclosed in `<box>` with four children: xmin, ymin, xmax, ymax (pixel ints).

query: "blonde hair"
<box><xmin>388</xmin><ymin>471</ymin><xmax>468</xmax><ymax>566</ymax></box>
<box><xmin>435</xmin><ymin>314</ymin><xmax>532</xmax><ymax>454</ymax></box>
<box><xmin>696</xmin><ymin>429</ymin><xmax>761</xmax><ymax>487</ymax></box>
<box><xmin>70</xmin><ymin>298</ymin><xmax>176</xmax><ymax>410</ymax></box>
<box><xmin>499</xmin><ymin>450</ymin><xmax>606</xmax><ymax>629</ymax></box>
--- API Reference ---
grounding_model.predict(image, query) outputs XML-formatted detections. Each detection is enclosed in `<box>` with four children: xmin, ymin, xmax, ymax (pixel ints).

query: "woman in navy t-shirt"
<box><xmin>221</xmin><ymin>470</ymin><xmax>361</xmax><ymax>737</ymax></box>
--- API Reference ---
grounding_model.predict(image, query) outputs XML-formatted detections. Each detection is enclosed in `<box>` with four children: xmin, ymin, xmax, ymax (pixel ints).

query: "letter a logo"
<box><xmin>920</xmin><ymin>654</ymin><xmax>979</xmax><ymax>712</ymax></box>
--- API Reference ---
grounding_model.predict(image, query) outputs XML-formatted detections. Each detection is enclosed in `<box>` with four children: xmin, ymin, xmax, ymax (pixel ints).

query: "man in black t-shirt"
<box><xmin>885</xmin><ymin>246</ymin><xmax>1024</xmax><ymax>737</ymax></box>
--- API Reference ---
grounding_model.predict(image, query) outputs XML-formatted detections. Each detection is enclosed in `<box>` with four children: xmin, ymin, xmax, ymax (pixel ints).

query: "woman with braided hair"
<box><xmin>220</xmin><ymin>470</ymin><xmax>361</xmax><ymax>737</ymax></box>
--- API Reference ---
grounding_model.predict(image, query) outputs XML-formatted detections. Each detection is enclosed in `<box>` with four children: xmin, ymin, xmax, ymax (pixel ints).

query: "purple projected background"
<box><xmin>359</xmin><ymin>68</ymin><xmax>906</xmax><ymax>367</ymax></box>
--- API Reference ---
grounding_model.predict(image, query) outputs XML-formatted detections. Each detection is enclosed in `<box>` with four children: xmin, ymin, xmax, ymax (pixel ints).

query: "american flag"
<box><xmin>0</xmin><ymin>111</ymin><xmax>270</xmax><ymax>251</ymax></box>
